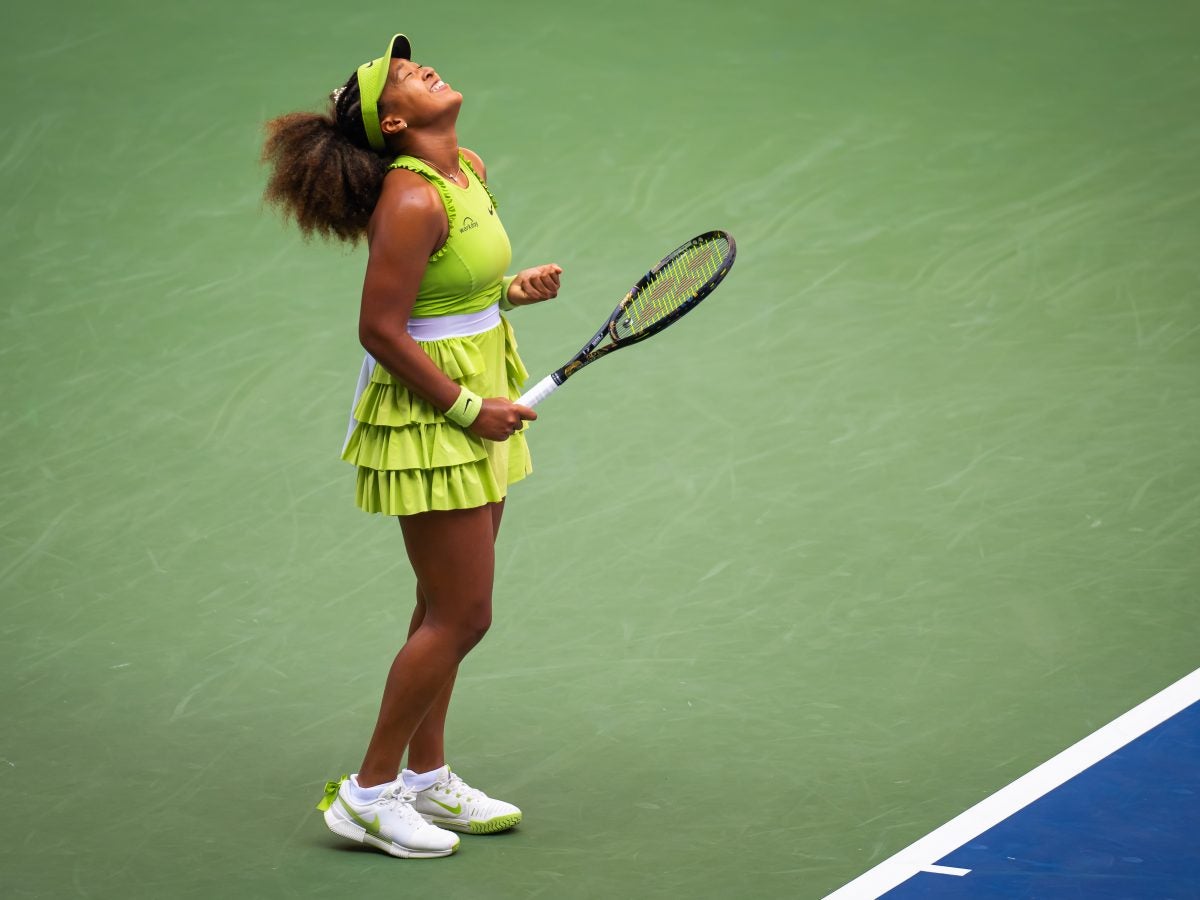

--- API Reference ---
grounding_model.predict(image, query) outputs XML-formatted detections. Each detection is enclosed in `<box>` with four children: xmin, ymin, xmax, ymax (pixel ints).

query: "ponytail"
<box><xmin>261</xmin><ymin>73</ymin><xmax>389</xmax><ymax>243</ymax></box>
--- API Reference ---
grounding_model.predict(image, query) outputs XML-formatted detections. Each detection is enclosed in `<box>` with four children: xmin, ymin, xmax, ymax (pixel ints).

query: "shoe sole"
<box><xmin>424</xmin><ymin>812</ymin><xmax>523</xmax><ymax>834</ymax></box>
<box><xmin>324</xmin><ymin>807</ymin><xmax>460</xmax><ymax>858</ymax></box>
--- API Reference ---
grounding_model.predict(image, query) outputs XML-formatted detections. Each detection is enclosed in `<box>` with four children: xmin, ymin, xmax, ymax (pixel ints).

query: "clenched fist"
<box><xmin>506</xmin><ymin>264</ymin><xmax>563</xmax><ymax>306</ymax></box>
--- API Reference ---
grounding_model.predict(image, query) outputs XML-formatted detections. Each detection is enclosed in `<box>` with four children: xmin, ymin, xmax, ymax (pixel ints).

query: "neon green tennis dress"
<box><xmin>340</xmin><ymin>153</ymin><xmax>532</xmax><ymax>515</ymax></box>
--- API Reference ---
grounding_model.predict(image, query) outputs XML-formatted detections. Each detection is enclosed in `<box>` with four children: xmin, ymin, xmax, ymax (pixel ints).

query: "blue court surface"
<box><xmin>825</xmin><ymin>669</ymin><xmax>1200</xmax><ymax>899</ymax></box>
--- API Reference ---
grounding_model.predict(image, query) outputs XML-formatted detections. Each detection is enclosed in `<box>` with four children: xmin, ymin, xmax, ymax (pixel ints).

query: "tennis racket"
<box><xmin>517</xmin><ymin>230</ymin><xmax>736</xmax><ymax>408</ymax></box>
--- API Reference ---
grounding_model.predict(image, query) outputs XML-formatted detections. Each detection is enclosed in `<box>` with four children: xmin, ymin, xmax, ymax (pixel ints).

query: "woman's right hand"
<box><xmin>468</xmin><ymin>398</ymin><xmax>537</xmax><ymax>441</ymax></box>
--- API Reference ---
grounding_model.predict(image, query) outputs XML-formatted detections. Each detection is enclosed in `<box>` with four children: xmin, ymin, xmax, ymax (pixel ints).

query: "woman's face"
<box><xmin>379</xmin><ymin>57</ymin><xmax>462</xmax><ymax>136</ymax></box>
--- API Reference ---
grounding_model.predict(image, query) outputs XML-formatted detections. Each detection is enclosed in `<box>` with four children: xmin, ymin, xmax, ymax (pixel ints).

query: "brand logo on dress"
<box><xmin>459</xmin><ymin>216</ymin><xmax>479</xmax><ymax>234</ymax></box>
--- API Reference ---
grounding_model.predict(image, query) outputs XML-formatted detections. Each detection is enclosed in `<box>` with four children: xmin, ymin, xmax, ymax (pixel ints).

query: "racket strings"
<box><xmin>615</xmin><ymin>238</ymin><xmax>730</xmax><ymax>340</ymax></box>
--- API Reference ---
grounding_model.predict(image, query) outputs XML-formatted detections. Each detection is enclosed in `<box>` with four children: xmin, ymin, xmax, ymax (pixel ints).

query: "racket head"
<box><xmin>608</xmin><ymin>230</ymin><xmax>736</xmax><ymax>346</ymax></box>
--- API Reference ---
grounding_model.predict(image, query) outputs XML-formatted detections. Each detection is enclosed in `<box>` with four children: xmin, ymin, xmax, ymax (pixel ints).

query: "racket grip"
<box><xmin>517</xmin><ymin>374</ymin><xmax>560</xmax><ymax>409</ymax></box>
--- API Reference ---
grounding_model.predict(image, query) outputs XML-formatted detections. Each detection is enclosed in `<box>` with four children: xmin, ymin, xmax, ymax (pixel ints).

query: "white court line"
<box><xmin>823</xmin><ymin>666</ymin><xmax>1200</xmax><ymax>900</ymax></box>
<box><xmin>920</xmin><ymin>865</ymin><xmax>970</xmax><ymax>877</ymax></box>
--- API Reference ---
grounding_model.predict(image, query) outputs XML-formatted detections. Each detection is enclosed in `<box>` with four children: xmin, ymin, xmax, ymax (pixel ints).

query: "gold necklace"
<box><xmin>416</xmin><ymin>155</ymin><xmax>462</xmax><ymax>183</ymax></box>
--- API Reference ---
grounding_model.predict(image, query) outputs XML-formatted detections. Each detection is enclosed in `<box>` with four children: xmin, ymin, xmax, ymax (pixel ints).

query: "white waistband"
<box><xmin>406</xmin><ymin>303</ymin><xmax>501</xmax><ymax>341</ymax></box>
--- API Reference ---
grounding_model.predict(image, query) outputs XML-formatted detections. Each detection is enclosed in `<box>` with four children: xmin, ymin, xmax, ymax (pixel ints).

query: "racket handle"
<box><xmin>517</xmin><ymin>374</ymin><xmax>561</xmax><ymax>409</ymax></box>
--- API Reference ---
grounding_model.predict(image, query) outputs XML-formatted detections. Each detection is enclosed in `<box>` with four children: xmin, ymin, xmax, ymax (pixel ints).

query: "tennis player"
<box><xmin>262</xmin><ymin>32</ymin><xmax>562</xmax><ymax>858</ymax></box>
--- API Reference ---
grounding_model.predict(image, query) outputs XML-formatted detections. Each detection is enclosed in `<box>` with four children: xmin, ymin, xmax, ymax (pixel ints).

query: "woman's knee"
<box><xmin>426</xmin><ymin>599</ymin><xmax>492</xmax><ymax>654</ymax></box>
<box><xmin>460</xmin><ymin>606</ymin><xmax>492</xmax><ymax>650</ymax></box>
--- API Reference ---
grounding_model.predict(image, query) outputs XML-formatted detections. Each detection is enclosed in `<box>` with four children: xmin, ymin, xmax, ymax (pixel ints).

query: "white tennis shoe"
<box><xmin>407</xmin><ymin>767</ymin><xmax>523</xmax><ymax>834</ymax></box>
<box><xmin>318</xmin><ymin>776</ymin><xmax>460</xmax><ymax>858</ymax></box>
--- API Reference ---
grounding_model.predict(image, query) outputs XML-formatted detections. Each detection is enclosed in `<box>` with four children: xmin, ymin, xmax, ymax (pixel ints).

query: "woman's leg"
<box><xmin>356</xmin><ymin>502</ymin><xmax>499</xmax><ymax>787</ymax></box>
<box><xmin>406</xmin><ymin>501</ymin><xmax>506</xmax><ymax>773</ymax></box>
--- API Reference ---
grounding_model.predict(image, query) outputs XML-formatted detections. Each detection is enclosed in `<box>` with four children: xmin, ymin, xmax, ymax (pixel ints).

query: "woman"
<box><xmin>262</xmin><ymin>32</ymin><xmax>562</xmax><ymax>859</ymax></box>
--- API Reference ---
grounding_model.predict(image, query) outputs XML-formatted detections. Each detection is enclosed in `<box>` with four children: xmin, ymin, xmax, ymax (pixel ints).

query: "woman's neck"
<box><xmin>401</xmin><ymin>129</ymin><xmax>460</xmax><ymax>172</ymax></box>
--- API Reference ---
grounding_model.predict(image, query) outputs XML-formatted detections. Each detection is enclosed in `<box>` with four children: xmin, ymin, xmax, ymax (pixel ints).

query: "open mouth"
<box><xmin>431</xmin><ymin>79</ymin><xmax>448</xmax><ymax>93</ymax></box>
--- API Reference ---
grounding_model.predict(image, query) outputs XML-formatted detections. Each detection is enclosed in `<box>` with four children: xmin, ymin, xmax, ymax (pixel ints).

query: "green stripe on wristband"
<box><xmin>444</xmin><ymin>387</ymin><xmax>483</xmax><ymax>427</ymax></box>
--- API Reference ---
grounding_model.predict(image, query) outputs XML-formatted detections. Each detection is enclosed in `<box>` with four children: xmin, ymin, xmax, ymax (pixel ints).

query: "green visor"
<box><xmin>356</xmin><ymin>33</ymin><xmax>411</xmax><ymax>152</ymax></box>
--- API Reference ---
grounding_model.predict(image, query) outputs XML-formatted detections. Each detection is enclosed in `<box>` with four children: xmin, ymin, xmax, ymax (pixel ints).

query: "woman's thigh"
<box><xmin>399</xmin><ymin>503</ymin><xmax>498</xmax><ymax>630</ymax></box>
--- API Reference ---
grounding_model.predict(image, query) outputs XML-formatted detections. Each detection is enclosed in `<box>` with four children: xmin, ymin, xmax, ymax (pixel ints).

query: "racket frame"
<box><xmin>517</xmin><ymin>230</ymin><xmax>735</xmax><ymax>408</ymax></box>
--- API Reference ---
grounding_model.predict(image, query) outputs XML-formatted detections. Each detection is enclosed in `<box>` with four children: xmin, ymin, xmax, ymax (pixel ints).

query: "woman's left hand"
<box><xmin>507</xmin><ymin>264</ymin><xmax>562</xmax><ymax>306</ymax></box>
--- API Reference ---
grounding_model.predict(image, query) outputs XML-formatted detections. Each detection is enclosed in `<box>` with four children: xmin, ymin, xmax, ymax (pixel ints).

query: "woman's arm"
<box><xmin>359</xmin><ymin>169</ymin><xmax>533</xmax><ymax>439</ymax></box>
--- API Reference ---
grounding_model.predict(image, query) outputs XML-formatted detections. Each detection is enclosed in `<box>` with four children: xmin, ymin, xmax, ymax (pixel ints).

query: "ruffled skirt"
<box><xmin>341</xmin><ymin>317</ymin><xmax>532</xmax><ymax>515</ymax></box>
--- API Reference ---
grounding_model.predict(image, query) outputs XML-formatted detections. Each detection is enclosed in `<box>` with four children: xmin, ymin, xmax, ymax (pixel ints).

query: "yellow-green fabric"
<box><xmin>342</xmin><ymin>318</ymin><xmax>532</xmax><ymax>515</ymax></box>
<box><xmin>391</xmin><ymin>153</ymin><xmax>512</xmax><ymax>318</ymax></box>
<box><xmin>341</xmin><ymin>154</ymin><xmax>531</xmax><ymax>516</ymax></box>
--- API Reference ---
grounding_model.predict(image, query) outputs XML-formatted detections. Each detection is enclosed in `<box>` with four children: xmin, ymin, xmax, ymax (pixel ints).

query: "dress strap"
<box><xmin>388</xmin><ymin>155</ymin><xmax>457</xmax><ymax>260</ymax></box>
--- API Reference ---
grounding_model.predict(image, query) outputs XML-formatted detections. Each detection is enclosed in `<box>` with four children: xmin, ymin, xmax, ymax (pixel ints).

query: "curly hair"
<box><xmin>261</xmin><ymin>72</ymin><xmax>391</xmax><ymax>243</ymax></box>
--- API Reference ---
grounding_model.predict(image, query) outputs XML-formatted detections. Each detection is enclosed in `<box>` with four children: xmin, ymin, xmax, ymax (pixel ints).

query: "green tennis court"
<box><xmin>3</xmin><ymin>1</ymin><xmax>1198</xmax><ymax>897</ymax></box>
